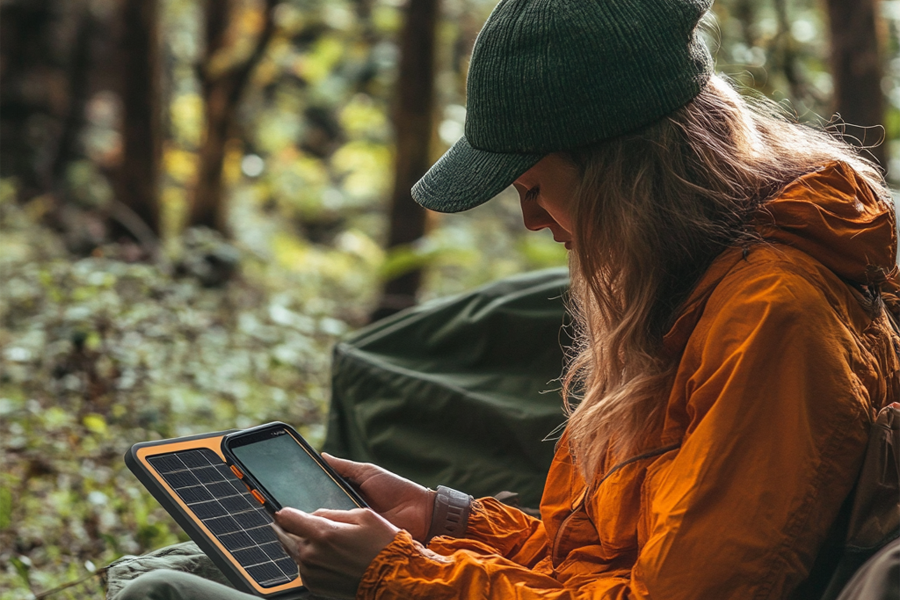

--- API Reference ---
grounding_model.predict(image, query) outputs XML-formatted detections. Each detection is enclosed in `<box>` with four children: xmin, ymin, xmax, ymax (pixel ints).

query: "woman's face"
<box><xmin>513</xmin><ymin>153</ymin><xmax>580</xmax><ymax>250</ymax></box>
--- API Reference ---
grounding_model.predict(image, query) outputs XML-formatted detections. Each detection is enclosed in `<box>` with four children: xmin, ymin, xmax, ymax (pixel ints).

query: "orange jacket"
<box><xmin>358</xmin><ymin>163</ymin><xmax>900</xmax><ymax>600</ymax></box>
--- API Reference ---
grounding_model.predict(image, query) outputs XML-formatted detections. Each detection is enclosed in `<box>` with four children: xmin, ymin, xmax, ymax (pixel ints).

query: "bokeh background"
<box><xmin>1</xmin><ymin>0</ymin><xmax>898</xmax><ymax>597</ymax></box>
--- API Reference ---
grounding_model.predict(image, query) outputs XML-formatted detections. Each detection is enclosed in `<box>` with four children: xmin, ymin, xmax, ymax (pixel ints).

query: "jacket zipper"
<box><xmin>549</xmin><ymin>443</ymin><xmax>681</xmax><ymax>568</ymax></box>
<box><xmin>551</xmin><ymin>495</ymin><xmax>587</xmax><ymax>566</ymax></box>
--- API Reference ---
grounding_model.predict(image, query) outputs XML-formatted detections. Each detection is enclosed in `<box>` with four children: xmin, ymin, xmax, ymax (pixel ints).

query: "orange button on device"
<box><xmin>230</xmin><ymin>465</ymin><xmax>244</xmax><ymax>479</ymax></box>
<box><xmin>250</xmin><ymin>490</ymin><xmax>265</xmax><ymax>505</ymax></box>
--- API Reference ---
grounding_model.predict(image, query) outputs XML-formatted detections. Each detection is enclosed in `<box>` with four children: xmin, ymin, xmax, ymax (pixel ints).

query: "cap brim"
<box><xmin>412</xmin><ymin>136</ymin><xmax>543</xmax><ymax>213</ymax></box>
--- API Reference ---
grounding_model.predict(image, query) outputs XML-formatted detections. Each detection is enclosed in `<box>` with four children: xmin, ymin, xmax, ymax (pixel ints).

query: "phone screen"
<box><xmin>230</xmin><ymin>429</ymin><xmax>359</xmax><ymax>513</ymax></box>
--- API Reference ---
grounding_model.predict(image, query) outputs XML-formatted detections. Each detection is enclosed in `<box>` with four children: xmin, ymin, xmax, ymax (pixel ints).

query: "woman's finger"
<box><xmin>271</xmin><ymin>523</ymin><xmax>305</xmax><ymax>563</ymax></box>
<box><xmin>274</xmin><ymin>507</ymin><xmax>330</xmax><ymax>537</ymax></box>
<box><xmin>271</xmin><ymin>523</ymin><xmax>296</xmax><ymax>548</ymax></box>
<box><xmin>321</xmin><ymin>453</ymin><xmax>369</xmax><ymax>483</ymax></box>
<box><xmin>310</xmin><ymin>507</ymin><xmax>368</xmax><ymax>524</ymax></box>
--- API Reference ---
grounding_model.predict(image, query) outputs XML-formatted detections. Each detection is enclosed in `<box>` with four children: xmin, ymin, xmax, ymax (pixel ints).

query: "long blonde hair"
<box><xmin>562</xmin><ymin>75</ymin><xmax>889</xmax><ymax>481</ymax></box>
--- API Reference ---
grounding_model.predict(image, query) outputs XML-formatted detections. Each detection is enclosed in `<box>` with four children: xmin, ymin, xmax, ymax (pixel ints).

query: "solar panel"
<box><xmin>146</xmin><ymin>448</ymin><xmax>299</xmax><ymax>588</ymax></box>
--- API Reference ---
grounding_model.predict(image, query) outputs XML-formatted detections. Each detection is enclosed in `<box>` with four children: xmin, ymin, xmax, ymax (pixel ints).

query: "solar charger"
<box><xmin>126</xmin><ymin>431</ymin><xmax>307</xmax><ymax>598</ymax></box>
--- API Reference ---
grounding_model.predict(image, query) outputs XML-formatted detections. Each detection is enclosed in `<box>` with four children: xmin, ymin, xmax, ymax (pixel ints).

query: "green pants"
<box><xmin>114</xmin><ymin>570</ymin><xmax>260</xmax><ymax>600</ymax></box>
<box><xmin>107</xmin><ymin>541</ymin><xmax>320</xmax><ymax>600</ymax></box>
<box><xmin>113</xmin><ymin>569</ymin><xmax>314</xmax><ymax>600</ymax></box>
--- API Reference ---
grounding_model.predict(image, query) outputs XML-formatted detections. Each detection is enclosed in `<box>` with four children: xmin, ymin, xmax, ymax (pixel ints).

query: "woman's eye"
<box><xmin>524</xmin><ymin>186</ymin><xmax>540</xmax><ymax>202</ymax></box>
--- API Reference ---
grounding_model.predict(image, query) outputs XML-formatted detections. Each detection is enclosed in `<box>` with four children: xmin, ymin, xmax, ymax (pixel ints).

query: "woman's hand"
<box><xmin>323</xmin><ymin>453</ymin><xmax>436</xmax><ymax>542</ymax></box>
<box><xmin>273</xmin><ymin>507</ymin><xmax>399</xmax><ymax>600</ymax></box>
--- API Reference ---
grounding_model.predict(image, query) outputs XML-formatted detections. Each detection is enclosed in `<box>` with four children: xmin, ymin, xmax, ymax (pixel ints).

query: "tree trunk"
<box><xmin>189</xmin><ymin>0</ymin><xmax>279</xmax><ymax>234</ymax></box>
<box><xmin>825</xmin><ymin>0</ymin><xmax>887</xmax><ymax>168</ymax></box>
<box><xmin>0</xmin><ymin>0</ymin><xmax>62</xmax><ymax>199</ymax></box>
<box><xmin>371</xmin><ymin>0</ymin><xmax>439</xmax><ymax>322</ymax></box>
<box><xmin>115</xmin><ymin>0</ymin><xmax>162</xmax><ymax>240</ymax></box>
<box><xmin>190</xmin><ymin>0</ymin><xmax>231</xmax><ymax>232</ymax></box>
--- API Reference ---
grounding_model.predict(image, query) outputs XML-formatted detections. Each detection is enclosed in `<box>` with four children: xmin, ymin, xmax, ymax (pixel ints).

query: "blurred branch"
<box><xmin>189</xmin><ymin>0</ymin><xmax>281</xmax><ymax>233</ymax></box>
<box><xmin>108</xmin><ymin>198</ymin><xmax>161</xmax><ymax>261</ymax></box>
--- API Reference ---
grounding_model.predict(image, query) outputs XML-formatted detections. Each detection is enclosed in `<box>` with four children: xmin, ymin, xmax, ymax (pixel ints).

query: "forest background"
<box><xmin>1</xmin><ymin>0</ymin><xmax>899</xmax><ymax>597</ymax></box>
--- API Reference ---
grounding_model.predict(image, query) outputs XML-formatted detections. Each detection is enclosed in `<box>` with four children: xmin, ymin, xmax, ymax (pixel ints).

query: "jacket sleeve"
<box><xmin>447</xmin><ymin>497</ymin><xmax>548</xmax><ymax>567</ymax></box>
<box><xmin>357</xmin><ymin>259</ymin><xmax>875</xmax><ymax>600</ymax></box>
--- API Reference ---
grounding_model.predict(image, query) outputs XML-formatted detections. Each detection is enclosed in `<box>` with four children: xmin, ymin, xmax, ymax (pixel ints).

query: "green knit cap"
<box><xmin>413</xmin><ymin>0</ymin><xmax>713</xmax><ymax>213</ymax></box>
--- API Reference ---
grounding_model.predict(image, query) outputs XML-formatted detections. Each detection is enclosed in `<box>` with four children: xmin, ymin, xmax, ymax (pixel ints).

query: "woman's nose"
<box><xmin>520</xmin><ymin>200</ymin><xmax>555</xmax><ymax>232</ymax></box>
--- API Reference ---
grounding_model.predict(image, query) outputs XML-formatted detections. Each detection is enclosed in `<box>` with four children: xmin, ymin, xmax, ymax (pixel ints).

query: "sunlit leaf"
<box><xmin>331</xmin><ymin>141</ymin><xmax>391</xmax><ymax>200</ymax></box>
<box><xmin>82</xmin><ymin>414</ymin><xmax>108</xmax><ymax>435</ymax></box>
<box><xmin>339</xmin><ymin>95</ymin><xmax>388</xmax><ymax>139</ymax></box>
<box><xmin>10</xmin><ymin>556</ymin><xmax>31</xmax><ymax>588</ymax></box>
<box><xmin>300</xmin><ymin>35</ymin><xmax>345</xmax><ymax>84</ymax></box>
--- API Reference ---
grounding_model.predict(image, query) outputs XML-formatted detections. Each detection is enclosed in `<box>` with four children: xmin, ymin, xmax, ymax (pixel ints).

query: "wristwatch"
<box><xmin>426</xmin><ymin>485</ymin><xmax>473</xmax><ymax>541</ymax></box>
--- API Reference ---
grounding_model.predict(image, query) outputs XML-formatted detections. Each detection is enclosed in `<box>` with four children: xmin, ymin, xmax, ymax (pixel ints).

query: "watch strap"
<box><xmin>426</xmin><ymin>485</ymin><xmax>473</xmax><ymax>541</ymax></box>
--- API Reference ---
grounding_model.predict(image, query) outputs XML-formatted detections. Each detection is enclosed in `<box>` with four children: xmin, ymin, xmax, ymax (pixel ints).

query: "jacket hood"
<box><xmin>757</xmin><ymin>161</ymin><xmax>897</xmax><ymax>287</ymax></box>
<box><xmin>664</xmin><ymin>162</ymin><xmax>898</xmax><ymax>357</ymax></box>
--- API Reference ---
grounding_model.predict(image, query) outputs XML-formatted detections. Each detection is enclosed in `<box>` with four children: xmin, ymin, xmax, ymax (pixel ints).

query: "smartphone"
<box><xmin>221</xmin><ymin>422</ymin><xmax>366</xmax><ymax>514</ymax></box>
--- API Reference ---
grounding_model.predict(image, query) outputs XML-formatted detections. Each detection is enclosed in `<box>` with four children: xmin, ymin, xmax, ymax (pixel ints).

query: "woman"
<box><xmin>118</xmin><ymin>0</ymin><xmax>899</xmax><ymax>598</ymax></box>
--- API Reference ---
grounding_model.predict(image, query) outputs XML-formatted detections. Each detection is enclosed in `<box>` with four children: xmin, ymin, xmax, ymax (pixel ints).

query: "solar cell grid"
<box><xmin>228</xmin><ymin>479</ymin><xmax>249</xmax><ymax>494</ymax></box>
<box><xmin>220</xmin><ymin>494</ymin><xmax>254</xmax><ymax>512</ymax></box>
<box><xmin>150</xmin><ymin>454</ymin><xmax>184</xmax><ymax>473</ymax></box>
<box><xmin>246</xmin><ymin>563</ymin><xmax>288</xmax><ymax>586</ymax></box>
<box><xmin>205</xmin><ymin>515</ymin><xmax>241</xmax><ymax>535</ymax></box>
<box><xmin>194</xmin><ymin>466</ymin><xmax>224</xmax><ymax>483</ymax></box>
<box><xmin>207</xmin><ymin>481</ymin><xmax>239</xmax><ymax>497</ymax></box>
<box><xmin>260</xmin><ymin>541</ymin><xmax>286</xmax><ymax>561</ymax></box>
<box><xmin>219</xmin><ymin>531</ymin><xmax>254</xmax><ymax>551</ymax></box>
<box><xmin>248</xmin><ymin>527</ymin><xmax>276</xmax><ymax>544</ymax></box>
<box><xmin>178</xmin><ymin>485</ymin><xmax>214</xmax><ymax>504</ymax></box>
<box><xmin>190</xmin><ymin>500</ymin><xmax>229</xmax><ymax>520</ymax></box>
<box><xmin>147</xmin><ymin>449</ymin><xmax>298</xmax><ymax>588</ymax></box>
<box><xmin>275</xmin><ymin>558</ymin><xmax>296</xmax><ymax>572</ymax></box>
<box><xmin>236</xmin><ymin>510</ymin><xmax>270</xmax><ymax>528</ymax></box>
<box><xmin>180</xmin><ymin>451</ymin><xmax>213</xmax><ymax>468</ymax></box>
<box><xmin>165</xmin><ymin>470</ymin><xmax>202</xmax><ymax>488</ymax></box>
<box><xmin>234</xmin><ymin>546</ymin><xmax>270</xmax><ymax>565</ymax></box>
